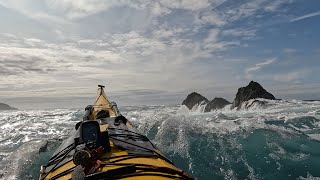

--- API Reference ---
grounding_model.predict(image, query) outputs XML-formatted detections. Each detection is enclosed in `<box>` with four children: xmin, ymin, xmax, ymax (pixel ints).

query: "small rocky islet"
<box><xmin>182</xmin><ymin>81</ymin><xmax>275</xmax><ymax>112</ymax></box>
<box><xmin>0</xmin><ymin>103</ymin><xmax>17</xmax><ymax>110</ymax></box>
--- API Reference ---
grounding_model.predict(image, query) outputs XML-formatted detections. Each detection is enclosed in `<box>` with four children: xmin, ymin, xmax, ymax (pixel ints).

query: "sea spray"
<box><xmin>1</xmin><ymin>100</ymin><xmax>320</xmax><ymax>179</ymax></box>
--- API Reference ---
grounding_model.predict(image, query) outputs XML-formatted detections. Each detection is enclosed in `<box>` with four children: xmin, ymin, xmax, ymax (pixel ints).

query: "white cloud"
<box><xmin>151</xmin><ymin>2</ymin><xmax>171</xmax><ymax>16</ymax></box>
<box><xmin>0</xmin><ymin>0</ymin><xmax>292</xmax><ymax>41</ymax></box>
<box><xmin>32</xmin><ymin>12</ymin><xmax>72</xmax><ymax>25</ymax></box>
<box><xmin>291</xmin><ymin>11</ymin><xmax>320</xmax><ymax>22</ymax></box>
<box><xmin>0</xmin><ymin>32</ymin><xmax>206</xmax><ymax>96</ymax></box>
<box><xmin>273</xmin><ymin>70</ymin><xmax>308</xmax><ymax>82</ymax></box>
<box><xmin>152</xmin><ymin>26</ymin><xmax>185</xmax><ymax>39</ymax></box>
<box><xmin>222</xmin><ymin>28</ymin><xmax>256</xmax><ymax>40</ymax></box>
<box><xmin>204</xmin><ymin>29</ymin><xmax>220</xmax><ymax>44</ymax></box>
<box><xmin>46</xmin><ymin>0</ymin><xmax>139</xmax><ymax>19</ymax></box>
<box><xmin>245</xmin><ymin>58</ymin><xmax>276</xmax><ymax>80</ymax></box>
<box><xmin>159</xmin><ymin>0</ymin><xmax>210</xmax><ymax>11</ymax></box>
<box><xmin>264</xmin><ymin>0</ymin><xmax>288</xmax><ymax>12</ymax></box>
<box><xmin>44</xmin><ymin>0</ymin><xmax>211</xmax><ymax>19</ymax></box>
<box><xmin>199</xmin><ymin>29</ymin><xmax>240</xmax><ymax>57</ymax></box>
<box><xmin>1</xmin><ymin>0</ymin><xmax>316</xmax><ymax>105</ymax></box>
<box><xmin>222</xmin><ymin>0</ymin><xmax>266</xmax><ymax>22</ymax></box>
<box><xmin>0</xmin><ymin>0</ymin><xmax>71</xmax><ymax>25</ymax></box>
<box><xmin>51</xmin><ymin>0</ymin><xmax>149</xmax><ymax>18</ymax></box>
<box><xmin>217</xmin><ymin>0</ymin><xmax>291</xmax><ymax>24</ymax></box>
<box><xmin>195</xmin><ymin>11</ymin><xmax>227</xmax><ymax>26</ymax></box>
<box><xmin>0</xmin><ymin>26</ymin><xmax>252</xmax><ymax>100</ymax></box>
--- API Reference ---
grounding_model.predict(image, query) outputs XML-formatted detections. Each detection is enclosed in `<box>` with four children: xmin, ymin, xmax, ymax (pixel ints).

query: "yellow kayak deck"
<box><xmin>40</xmin><ymin>85</ymin><xmax>193</xmax><ymax>180</ymax></box>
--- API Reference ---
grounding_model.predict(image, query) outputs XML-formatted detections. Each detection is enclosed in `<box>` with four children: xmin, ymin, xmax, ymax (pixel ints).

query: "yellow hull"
<box><xmin>40</xmin><ymin>86</ymin><xmax>193</xmax><ymax>180</ymax></box>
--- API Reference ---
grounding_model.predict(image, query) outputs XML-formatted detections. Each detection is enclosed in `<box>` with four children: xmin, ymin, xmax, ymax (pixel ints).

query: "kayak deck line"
<box><xmin>39</xmin><ymin>85</ymin><xmax>194</xmax><ymax>180</ymax></box>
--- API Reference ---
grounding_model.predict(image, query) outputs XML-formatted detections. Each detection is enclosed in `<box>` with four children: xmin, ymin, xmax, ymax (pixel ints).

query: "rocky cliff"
<box><xmin>231</xmin><ymin>81</ymin><xmax>275</xmax><ymax>110</ymax></box>
<box><xmin>182</xmin><ymin>93</ymin><xmax>230</xmax><ymax>112</ymax></box>
<box><xmin>182</xmin><ymin>92</ymin><xmax>209</xmax><ymax>110</ymax></box>
<box><xmin>182</xmin><ymin>81</ymin><xmax>275</xmax><ymax>112</ymax></box>
<box><xmin>204</xmin><ymin>98</ymin><xmax>231</xmax><ymax>112</ymax></box>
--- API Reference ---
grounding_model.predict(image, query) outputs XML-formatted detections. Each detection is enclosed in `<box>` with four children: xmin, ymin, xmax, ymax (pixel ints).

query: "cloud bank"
<box><xmin>0</xmin><ymin>0</ymin><xmax>319</xmax><ymax>108</ymax></box>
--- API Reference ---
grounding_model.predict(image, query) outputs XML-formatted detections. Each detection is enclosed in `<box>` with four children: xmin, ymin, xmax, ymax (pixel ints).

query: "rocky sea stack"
<box><xmin>205</xmin><ymin>98</ymin><xmax>231</xmax><ymax>112</ymax></box>
<box><xmin>182</xmin><ymin>93</ymin><xmax>230</xmax><ymax>112</ymax></box>
<box><xmin>0</xmin><ymin>103</ymin><xmax>17</xmax><ymax>110</ymax></box>
<box><xmin>231</xmin><ymin>81</ymin><xmax>275</xmax><ymax>110</ymax></box>
<box><xmin>182</xmin><ymin>92</ymin><xmax>208</xmax><ymax>110</ymax></box>
<box><xmin>182</xmin><ymin>81</ymin><xmax>275</xmax><ymax>112</ymax></box>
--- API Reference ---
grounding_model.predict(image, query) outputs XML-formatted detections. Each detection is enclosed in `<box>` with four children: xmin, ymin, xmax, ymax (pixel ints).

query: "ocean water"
<box><xmin>1</xmin><ymin>99</ymin><xmax>320</xmax><ymax>180</ymax></box>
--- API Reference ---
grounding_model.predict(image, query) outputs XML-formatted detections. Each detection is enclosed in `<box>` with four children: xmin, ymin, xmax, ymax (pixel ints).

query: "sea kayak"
<box><xmin>39</xmin><ymin>85</ymin><xmax>193</xmax><ymax>180</ymax></box>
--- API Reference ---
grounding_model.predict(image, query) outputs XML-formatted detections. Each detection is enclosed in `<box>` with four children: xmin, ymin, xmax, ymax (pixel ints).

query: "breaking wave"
<box><xmin>1</xmin><ymin>99</ymin><xmax>320</xmax><ymax>179</ymax></box>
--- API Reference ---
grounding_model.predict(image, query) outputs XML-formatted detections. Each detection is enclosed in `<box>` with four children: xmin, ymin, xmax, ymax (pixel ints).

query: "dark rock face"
<box><xmin>0</xmin><ymin>103</ymin><xmax>17</xmax><ymax>110</ymax></box>
<box><xmin>182</xmin><ymin>92</ymin><xmax>209</xmax><ymax>109</ymax></box>
<box><xmin>231</xmin><ymin>81</ymin><xmax>275</xmax><ymax>109</ymax></box>
<box><xmin>205</xmin><ymin>98</ymin><xmax>231</xmax><ymax>112</ymax></box>
<box><xmin>39</xmin><ymin>139</ymin><xmax>63</xmax><ymax>153</ymax></box>
<box><xmin>182</xmin><ymin>81</ymin><xmax>276</xmax><ymax>112</ymax></box>
<box><xmin>39</xmin><ymin>141</ymin><xmax>49</xmax><ymax>153</ymax></box>
<box><xmin>182</xmin><ymin>93</ymin><xmax>230</xmax><ymax>112</ymax></box>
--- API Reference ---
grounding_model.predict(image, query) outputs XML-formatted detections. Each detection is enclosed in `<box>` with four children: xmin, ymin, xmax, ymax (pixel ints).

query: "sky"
<box><xmin>0</xmin><ymin>0</ymin><xmax>319</xmax><ymax>109</ymax></box>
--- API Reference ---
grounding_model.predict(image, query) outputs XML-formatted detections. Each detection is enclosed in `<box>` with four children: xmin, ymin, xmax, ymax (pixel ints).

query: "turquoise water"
<box><xmin>1</xmin><ymin>99</ymin><xmax>320</xmax><ymax>179</ymax></box>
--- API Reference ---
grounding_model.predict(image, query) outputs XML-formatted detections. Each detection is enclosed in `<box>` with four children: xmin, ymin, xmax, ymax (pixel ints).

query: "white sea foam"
<box><xmin>1</xmin><ymin>100</ymin><xmax>320</xmax><ymax>179</ymax></box>
<box><xmin>190</xmin><ymin>101</ymin><xmax>208</xmax><ymax>113</ymax></box>
<box><xmin>121</xmin><ymin>99</ymin><xmax>320</xmax><ymax>170</ymax></box>
<box><xmin>0</xmin><ymin>109</ymin><xmax>80</xmax><ymax>179</ymax></box>
<box><xmin>156</xmin><ymin>100</ymin><xmax>317</xmax><ymax>135</ymax></box>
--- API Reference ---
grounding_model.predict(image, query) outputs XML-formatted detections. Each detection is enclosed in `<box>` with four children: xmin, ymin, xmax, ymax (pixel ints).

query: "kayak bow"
<box><xmin>39</xmin><ymin>85</ymin><xmax>193</xmax><ymax>180</ymax></box>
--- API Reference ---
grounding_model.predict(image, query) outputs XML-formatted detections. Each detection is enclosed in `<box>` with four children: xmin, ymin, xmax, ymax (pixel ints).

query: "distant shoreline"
<box><xmin>0</xmin><ymin>103</ymin><xmax>17</xmax><ymax>110</ymax></box>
